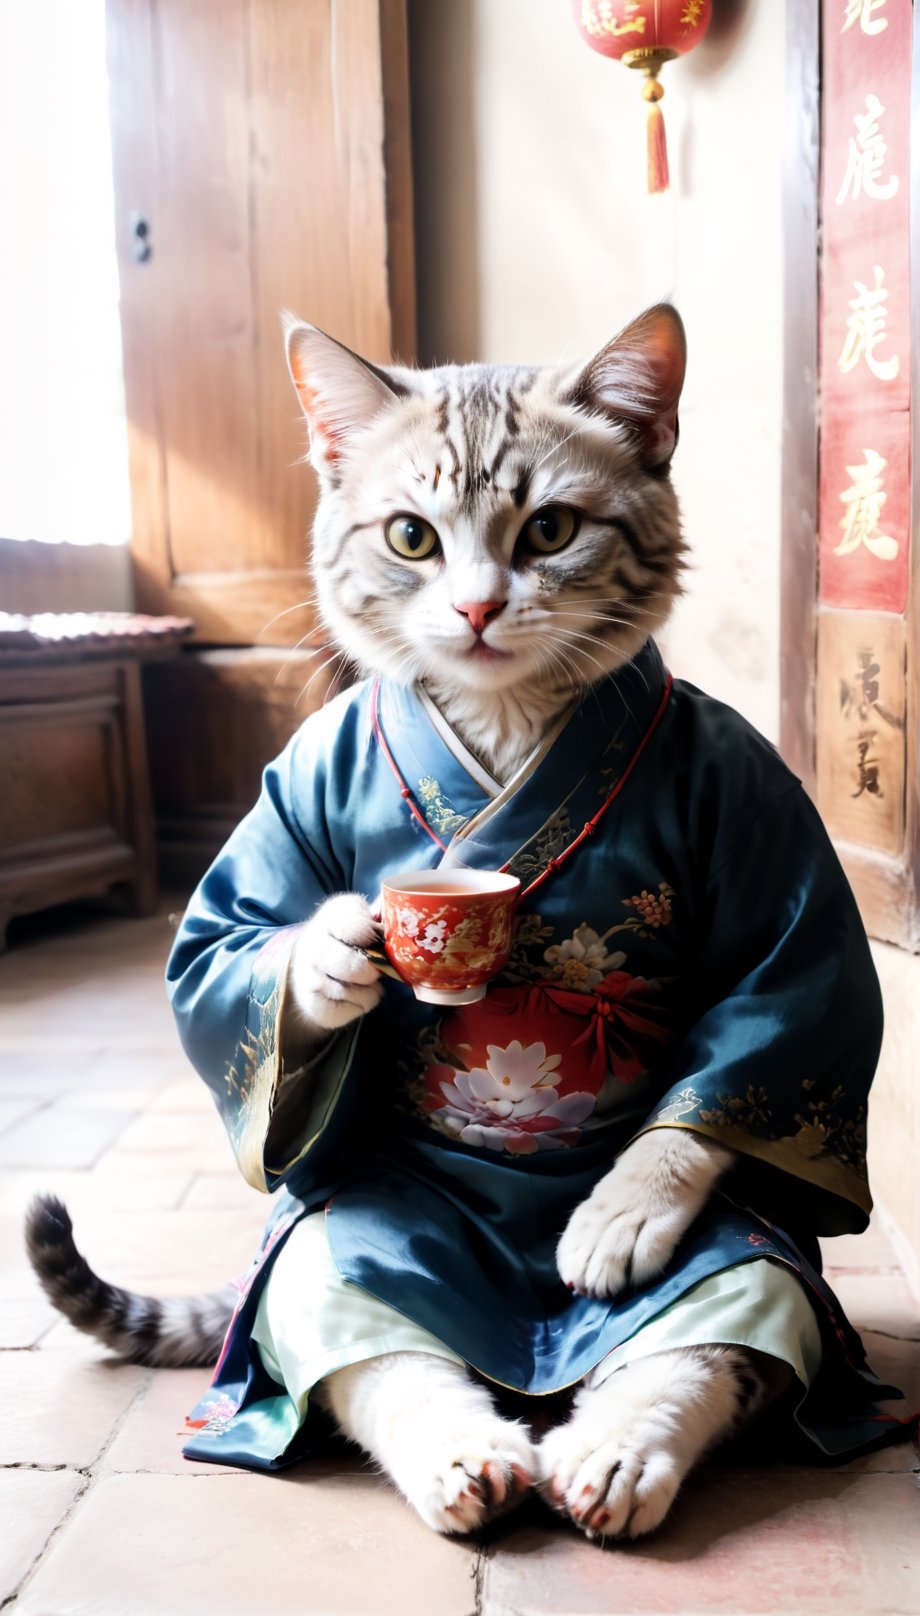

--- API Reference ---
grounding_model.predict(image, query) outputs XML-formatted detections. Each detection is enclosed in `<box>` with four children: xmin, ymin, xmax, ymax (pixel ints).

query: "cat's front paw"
<box><xmin>556</xmin><ymin>1129</ymin><xmax>731</xmax><ymax>1299</ymax></box>
<box><xmin>289</xmin><ymin>893</ymin><xmax>383</xmax><ymax>1033</ymax></box>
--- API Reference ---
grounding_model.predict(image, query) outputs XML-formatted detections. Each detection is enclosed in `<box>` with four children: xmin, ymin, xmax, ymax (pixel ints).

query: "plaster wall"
<box><xmin>409</xmin><ymin>0</ymin><xmax>785</xmax><ymax>740</ymax></box>
<box><xmin>408</xmin><ymin>0</ymin><xmax>919</xmax><ymax>1280</ymax></box>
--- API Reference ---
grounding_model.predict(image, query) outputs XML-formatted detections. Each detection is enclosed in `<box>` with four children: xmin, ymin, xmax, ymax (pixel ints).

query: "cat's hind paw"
<box><xmin>406</xmin><ymin>1421</ymin><xmax>536</xmax><ymax>1536</ymax></box>
<box><xmin>538</xmin><ymin>1347</ymin><xmax>749</xmax><ymax>1542</ymax></box>
<box><xmin>540</xmin><ymin>1425</ymin><xmax>679</xmax><ymax>1540</ymax></box>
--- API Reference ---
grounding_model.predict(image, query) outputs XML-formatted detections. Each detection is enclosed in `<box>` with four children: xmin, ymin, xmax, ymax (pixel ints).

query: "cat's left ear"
<box><xmin>565</xmin><ymin>304</ymin><xmax>687</xmax><ymax>469</ymax></box>
<box><xmin>283</xmin><ymin>315</ymin><xmax>406</xmax><ymax>477</ymax></box>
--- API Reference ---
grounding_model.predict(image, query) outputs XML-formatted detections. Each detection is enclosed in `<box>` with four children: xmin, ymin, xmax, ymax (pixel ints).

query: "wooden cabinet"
<box><xmin>107</xmin><ymin>0</ymin><xmax>415</xmax><ymax>874</ymax></box>
<box><xmin>0</xmin><ymin>616</ymin><xmax>192</xmax><ymax>943</ymax></box>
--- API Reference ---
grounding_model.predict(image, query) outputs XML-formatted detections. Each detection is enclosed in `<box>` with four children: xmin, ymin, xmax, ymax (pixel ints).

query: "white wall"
<box><xmin>410</xmin><ymin>0</ymin><xmax>785</xmax><ymax>739</ymax></box>
<box><xmin>409</xmin><ymin>1</ymin><xmax>920</xmax><ymax>1283</ymax></box>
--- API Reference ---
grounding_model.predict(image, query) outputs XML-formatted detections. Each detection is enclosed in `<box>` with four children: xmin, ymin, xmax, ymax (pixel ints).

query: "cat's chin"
<box><xmin>452</xmin><ymin>645</ymin><xmax>523</xmax><ymax>687</ymax></box>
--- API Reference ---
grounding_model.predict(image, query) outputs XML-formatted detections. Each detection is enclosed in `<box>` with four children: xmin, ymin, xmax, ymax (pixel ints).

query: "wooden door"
<box><xmin>106</xmin><ymin>0</ymin><xmax>415</xmax><ymax>873</ymax></box>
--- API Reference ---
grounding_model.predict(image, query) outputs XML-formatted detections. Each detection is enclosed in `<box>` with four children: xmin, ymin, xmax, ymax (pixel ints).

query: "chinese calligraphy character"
<box><xmin>839</xmin><ymin>648</ymin><xmax>904</xmax><ymax>731</ymax></box>
<box><xmin>852</xmin><ymin>732</ymin><xmax>882</xmax><ymax>799</ymax></box>
<box><xmin>835</xmin><ymin>95</ymin><xmax>899</xmax><ymax>205</ymax></box>
<box><xmin>837</xmin><ymin>265</ymin><xmax>900</xmax><ymax>382</ymax></box>
<box><xmin>843</xmin><ymin>0</ymin><xmax>888</xmax><ymax>34</ymax></box>
<box><xmin>835</xmin><ymin>449</ymin><xmax>899</xmax><ymax>560</ymax></box>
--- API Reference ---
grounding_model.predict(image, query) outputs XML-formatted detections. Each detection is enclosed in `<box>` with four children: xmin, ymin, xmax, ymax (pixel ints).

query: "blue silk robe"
<box><xmin>169</xmin><ymin>641</ymin><xmax>909</xmax><ymax>1467</ymax></box>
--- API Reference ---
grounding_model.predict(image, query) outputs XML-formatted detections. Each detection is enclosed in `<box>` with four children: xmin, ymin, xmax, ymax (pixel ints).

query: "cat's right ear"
<box><xmin>283</xmin><ymin>315</ymin><xmax>404</xmax><ymax>478</ymax></box>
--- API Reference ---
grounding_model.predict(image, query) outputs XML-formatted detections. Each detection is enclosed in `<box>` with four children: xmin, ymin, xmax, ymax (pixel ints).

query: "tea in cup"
<box><xmin>381</xmin><ymin>868</ymin><xmax>521</xmax><ymax>1005</ymax></box>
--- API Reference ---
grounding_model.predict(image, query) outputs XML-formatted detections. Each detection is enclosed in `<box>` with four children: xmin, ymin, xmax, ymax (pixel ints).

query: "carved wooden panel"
<box><xmin>816</xmin><ymin>609</ymin><xmax>906</xmax><ymax>857</ymax></box>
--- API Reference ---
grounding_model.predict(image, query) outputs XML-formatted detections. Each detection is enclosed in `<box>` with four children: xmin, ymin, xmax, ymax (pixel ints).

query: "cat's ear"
<box><xmin>565</xmin><ymin>304</ymin><xmax>686</xmax><ymax>469</ymax></box>
<box><xmin>283</xmin><ymin>315</ymin><xmax>405</xmax><ymax>476</ymax></box>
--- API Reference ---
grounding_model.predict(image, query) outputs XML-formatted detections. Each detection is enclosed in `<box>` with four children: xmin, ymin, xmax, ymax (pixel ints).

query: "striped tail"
<box><xmin>25</xmin><ymin>1194</ymin><xmax>237</xmax><ymax>1368</ymax></box>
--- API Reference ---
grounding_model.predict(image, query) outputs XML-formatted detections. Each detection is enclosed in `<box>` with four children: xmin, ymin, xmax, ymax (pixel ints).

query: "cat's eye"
<box><xmin>385</xmin><ymin>514</ymin><xmax>440</xmax><ymax>560</ymax></box>
<box><xmin>520</xmin><ymin>506</ymin><xmax>580</xmax><ymax>555</ymax></box>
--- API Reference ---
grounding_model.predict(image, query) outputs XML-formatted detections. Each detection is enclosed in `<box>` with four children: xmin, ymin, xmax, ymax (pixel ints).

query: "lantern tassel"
<box><xmin>646</xmin><ymin>100</ymin><xmax>669</xmax><ymax>194</ymax></box>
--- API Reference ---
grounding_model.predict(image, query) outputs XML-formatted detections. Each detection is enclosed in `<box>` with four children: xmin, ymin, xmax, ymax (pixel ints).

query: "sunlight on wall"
<box><xmin>0</xmin><ymin>0</ymin><xmax>130</xmax><ymax>546</ymax></box>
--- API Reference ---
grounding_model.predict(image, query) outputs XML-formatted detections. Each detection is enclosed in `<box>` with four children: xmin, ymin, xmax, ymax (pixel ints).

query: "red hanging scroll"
<box><xmin>818</xmin><ymin>0</ymin><xmax>912</xmax><ymax>614</ymax></box>
<box><xmin>813</xmin><ymin>0</ymin><xmax>916</xmax><ymax>945</ymax></box>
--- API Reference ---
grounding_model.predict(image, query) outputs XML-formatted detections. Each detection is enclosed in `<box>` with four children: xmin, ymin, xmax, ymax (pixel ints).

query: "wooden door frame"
<box><xmin>781</xmin><ymin>0</ymin><xmax>920</xmax><ymax>950</ymax></box>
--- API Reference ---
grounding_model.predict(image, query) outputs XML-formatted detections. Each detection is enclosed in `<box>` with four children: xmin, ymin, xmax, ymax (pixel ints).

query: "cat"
<box><xmin>27</xmin><ymin>304</ymin><xmax>794</xmax><ymax>1541</ymax></box>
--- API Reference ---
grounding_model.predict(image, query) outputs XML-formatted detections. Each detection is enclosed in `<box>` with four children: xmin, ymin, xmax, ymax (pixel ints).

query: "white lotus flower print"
<box><xmin>421</xmin><ymin>919</ymin><xmax>448</xmax><ymax>954</ymax></box>
<box><xmin>395</xmin><ymin>906</ymin><xmax>420</xmax><ymax>938</ymax></box>
<box><xmin>433</xmin><ymin>1039</ymin><xmax>596</xmax><ymax>1155</ymax></box>
<box><xmin>543</xmin><ymin>924</ymin><xmax>627</xmax><ymax>990</ymax></box>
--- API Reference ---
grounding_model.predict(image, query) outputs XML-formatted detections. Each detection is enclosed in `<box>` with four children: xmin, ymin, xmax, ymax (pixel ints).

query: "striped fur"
<box><xmin>287</xmin><ymin>304</ymin><xmax>688</xmax><ymax>783</ymax></box>
<box><xmin>25</xmin><ymin>1195</ymin><xmax>235</xmax><ymax>1367</ymax></box>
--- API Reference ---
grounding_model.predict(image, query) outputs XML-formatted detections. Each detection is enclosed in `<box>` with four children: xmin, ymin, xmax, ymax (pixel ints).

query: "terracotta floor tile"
<box><xmin>831</xmin><ymin>1271</ymin><xmax>920</xmax><ymax>1339</ymax></box>
<box><xmin>0</xmin><ymin>1288</ymin><xmax>57</xmax><ymax>1347</ymax></box>
<box><xmin>100</xmin><ymin>1368</ymin><xmax>245</xmax><ymax>1475</ymax></box>
<box><xmin>0</xmin><ymin>1104</ymin><xmax>135</xmax><ymax>1170</ymax></box>
<box><xmin>0</xmin><ymin>1211</ymin><xmax>46</xmax><ymax>1280</ymax></box>
<box><xmin>0</xmin><ymin>1350</ymin><xmax>147</xmax><ymax>1466</ymax></box>
<box><xmin>482</xmin><ymin>1471</ymin><xmax>920</xmax><ymax>1615</ymax></box>
<box><xmin>820</xmin><ymin>1218</ymin><xmax>900</xmax><ymax>1274</ymax></box>
<box><xmin>180</xmin><ymin>1173</ymin><xmax>253</xmax><ymax>1211</ymax></box>
<box><xmin>0</xmin><ymin>1166</ymin><xmax>194</xmax><ymax>1217</ymax></box>
<box><xmin>33</xmin><ymin>1205</ymin><xmax>267</xmax><ymax>1289</ymax></box>
<box><xmin>0</xmin><ymin>1468</ymin><xmax>84</xmax><ymax>1603</ymax></box>
<box><xmin>145</xmin><ymin>1078</ymin><xmax>214</xmax><ymax>1114</ymax></box>
<box><xmin>0</xmin><ymin>1049</ymin><xmax>101</xmax><ymax>1086</ymax></box>
<box><xmin>0</xmin><ymin>1095</ymin><xmax>45</xmax><ymax>1134</ymax></box>
<box><xmin>112</xmin><ymin>1109</ymin><xmax>235</xmax><ymax>1170</ymax></box>
<box><xmin>15</xmin><ymin>1470</ymin><xmax>479</xmax><ymax>1616</ymax></box>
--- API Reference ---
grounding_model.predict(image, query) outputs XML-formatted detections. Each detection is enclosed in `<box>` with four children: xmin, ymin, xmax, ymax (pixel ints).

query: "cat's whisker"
<box><xmin>293</xmin><ymin>648</ymin><xmax>350</xmax><ymax>709</ymax></box>
<box><xmin>272</xmin><ymin>629</ymin><xmax>346</xmax><ymax>687</ymax></box>
<box><xmin>257</xmin><ymin>596</ymin><xmax>320</xmax><ymax>639</ymax></box>
<box><xmin>551</xmin><ymin>633</ymin><xmax>608</xmax><ymax>681</ymax></box>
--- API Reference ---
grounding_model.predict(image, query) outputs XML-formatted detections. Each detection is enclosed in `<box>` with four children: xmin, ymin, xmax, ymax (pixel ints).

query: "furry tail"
<box><xmin>25</xmin><ymin>1194</ymin><xmax>237</xmax><ymax>1368</ymax></box>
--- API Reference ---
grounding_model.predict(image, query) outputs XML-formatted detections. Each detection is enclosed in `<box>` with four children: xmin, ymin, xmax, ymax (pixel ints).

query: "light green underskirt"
<box><xmin>252</xmin><ymin>1211</ymin><xmax>823</xmax><ymax>1418</ymax></box>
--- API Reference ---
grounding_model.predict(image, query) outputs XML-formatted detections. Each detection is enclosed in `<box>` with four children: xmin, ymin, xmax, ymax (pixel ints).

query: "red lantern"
<box><xmin>572</xmin><ymin>1</ymin><xmax>712</xmax><ymax>194</ymax></box>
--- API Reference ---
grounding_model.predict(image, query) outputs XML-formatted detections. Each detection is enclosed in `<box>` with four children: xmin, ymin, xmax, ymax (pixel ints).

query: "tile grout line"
<box><xmin>0</xmin><ymin>1364</ymin><xmax>155</xmax><ymax>1611</ymax></box>
<box><xmin>473</xmin><ymin>1540</ymin><xmax>488</xmax><ymax>1616</ymax></box>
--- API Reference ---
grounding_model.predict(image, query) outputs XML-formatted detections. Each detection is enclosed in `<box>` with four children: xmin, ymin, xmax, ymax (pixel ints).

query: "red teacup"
<box><xmin>381</xmin><ymin>868</ymin><xmax>521</xmax><ymax>1005</ymax></box>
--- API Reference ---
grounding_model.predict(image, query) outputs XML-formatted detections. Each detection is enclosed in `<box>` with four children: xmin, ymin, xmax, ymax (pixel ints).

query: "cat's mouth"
<box><xmin>463</xmin><ymin>641</ymin><xmax>514</xmax><ymax>663</ymax></box>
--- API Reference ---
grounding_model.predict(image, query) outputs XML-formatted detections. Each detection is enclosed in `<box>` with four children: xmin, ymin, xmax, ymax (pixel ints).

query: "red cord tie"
<box><xmin>372</xmin><ymin>671</ymin><xmax>673</xmax><ymax>888</ymax></box>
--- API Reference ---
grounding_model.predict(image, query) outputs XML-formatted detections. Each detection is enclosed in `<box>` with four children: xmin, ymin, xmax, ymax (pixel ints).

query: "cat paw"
<box><xmin>289</xmin><ymin>893</ymin><xmax>383</xmax><ymax>1032</ymax></box>
<box><xmin>405</xmin><ymin>1421</ymin><xmax>536</xmax><ymax>1535</ymax></box>
<box><xmin>540</xmin><ymin>1423</ymin><xmax>679</xmax><ymax>1541</ymax></box>
<box><xmin>556</xmin><ymin>1130</ymin><xmax>731</xmax><ymax>1299</ymax></box>
<box><xmin>538</xmin><ymin>1349</ymin><xmax>747</xmax><ymax>1541</ymax></box>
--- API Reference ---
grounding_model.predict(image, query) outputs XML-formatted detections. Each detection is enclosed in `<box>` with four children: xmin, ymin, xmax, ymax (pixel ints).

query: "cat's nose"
<box><xmin>454</xmin><ymin>600</ymin><xmax>506</xmax><ymax>635</ymax></box>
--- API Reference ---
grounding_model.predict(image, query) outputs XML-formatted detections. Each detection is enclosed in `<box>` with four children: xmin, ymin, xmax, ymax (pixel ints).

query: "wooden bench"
<box><xmin>0</xmin><ymin>611</ymin><xmax>193</xmax><ymax>946</ymax></box>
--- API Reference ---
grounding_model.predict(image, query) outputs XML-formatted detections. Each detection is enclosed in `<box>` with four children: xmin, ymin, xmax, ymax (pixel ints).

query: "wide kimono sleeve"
<box><xmin>165</xmin><ymin>701</ymin><xmax>366</xmax><ymax>1195</ymax></box>
<box><xmin>637</xmin><ymin>780</ymin><xmax>883</xmax><ymax>1237</ymax></box>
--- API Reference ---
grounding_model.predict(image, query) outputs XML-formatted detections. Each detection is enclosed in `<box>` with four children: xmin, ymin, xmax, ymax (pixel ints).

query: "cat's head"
<box><xmin>285</xmin><ymin>305</ymin><xmax>686</xmax><ymax>696</ymax></box>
